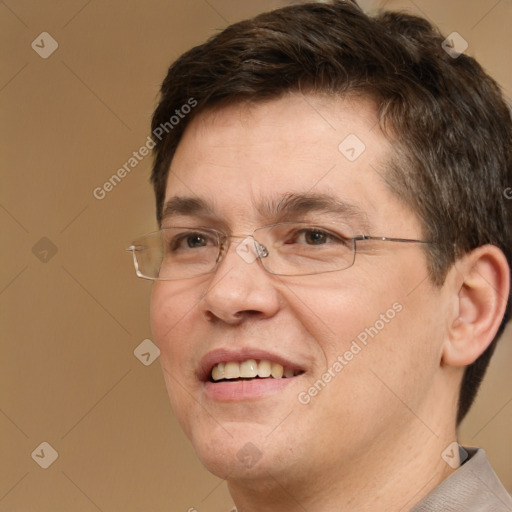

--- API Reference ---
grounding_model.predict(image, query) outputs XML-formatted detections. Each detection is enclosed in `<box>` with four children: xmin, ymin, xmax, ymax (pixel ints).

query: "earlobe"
<box><xmin>442</xmin><ymin>245</ymin><xmax>510</xmax><ymax>368</ymax></box>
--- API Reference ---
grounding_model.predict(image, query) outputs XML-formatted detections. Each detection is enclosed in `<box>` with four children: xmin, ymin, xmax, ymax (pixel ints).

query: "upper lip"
<box><xmin>198</xmin><ymin>347</ymin><xmax>307</xmax><ymax>382</ymax></box>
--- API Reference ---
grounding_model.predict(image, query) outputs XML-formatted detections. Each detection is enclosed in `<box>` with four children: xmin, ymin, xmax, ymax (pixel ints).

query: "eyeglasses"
<box><xmin>126</xmin><ymin>222</ymin><xmax>432</xmax><ymax>281</ymax></box>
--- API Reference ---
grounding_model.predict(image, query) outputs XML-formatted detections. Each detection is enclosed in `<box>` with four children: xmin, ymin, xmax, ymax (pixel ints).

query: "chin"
<box><xmin>194</xmin><ymin>440</ymin><xmax>265</xmax><ymax>479</ymax></box>
<box><xmin>189</xmin><ymin>422</ymin><xmax>281</xmax><ymax>479</ymax></box>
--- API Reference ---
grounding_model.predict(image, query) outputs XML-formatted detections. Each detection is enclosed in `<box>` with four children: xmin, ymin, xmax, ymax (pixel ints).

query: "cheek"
<box><xmin>288</xmin><ymin>263</ymin><xmax>441</xmax><ymax>396</ymax></box>
<box><xmin>281</xmin><ymin>270</ymin><xmax>398</xmax><ymax>358</ymax></box>
<box><xmin>150</xmin><ymin>282</ymin><xmax>205</xmax><ymax>432</ymax></box>
<box><xmin>151</xmin><ymin>281</ymin><xmax>199</xmax><ymax>345</ymax></box>
<box><xmin>150</xmin><ymin>284</ymin><xmax>175</xmax><ymax>354</ymax></box>
<box><xmin>150</xmin><ymin>282</ymin><xmax>205</xmax><ymax>386</ymax></box>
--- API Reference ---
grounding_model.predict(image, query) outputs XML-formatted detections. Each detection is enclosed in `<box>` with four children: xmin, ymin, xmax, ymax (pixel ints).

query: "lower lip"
<box><xmin>203</xmin><ymin>377</ymin><xmax>298</xmax><ymax>401</ymax></box>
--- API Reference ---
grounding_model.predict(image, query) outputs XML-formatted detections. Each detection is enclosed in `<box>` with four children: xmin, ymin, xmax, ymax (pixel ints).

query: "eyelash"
<box><xmin>285</xmin><ymin>228</ymin><xmax>346</xmax><ymax>245</ymax></box>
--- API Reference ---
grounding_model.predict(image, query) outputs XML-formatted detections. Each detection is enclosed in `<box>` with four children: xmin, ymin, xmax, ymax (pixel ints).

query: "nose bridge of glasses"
<box><xmin>218</xmin><ymin>233</ymin><xmax>269</xmax><ymax>261</ymax></box>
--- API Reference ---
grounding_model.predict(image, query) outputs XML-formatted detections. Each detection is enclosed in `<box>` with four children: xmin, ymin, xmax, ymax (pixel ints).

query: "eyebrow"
<box><xmin>161</xmin><ymin>196</ymin><xmax>214</xmax><ymax>221</ymax></box>
<box><xmin>161</xmin><ymin>192</ymin><xmax>371</xmax><ymax>230</ymax></box>
<box><xmin>258</xmin><ymin>192</ymin><xmax>371</xmax><ymax>228</ymax></box>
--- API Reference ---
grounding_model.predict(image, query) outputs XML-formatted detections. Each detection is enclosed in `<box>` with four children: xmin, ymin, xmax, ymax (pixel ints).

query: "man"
<box><xmin>127</xmin><ymin>1</ymin><xmax>512</xmax><ymax>509</ymax></box>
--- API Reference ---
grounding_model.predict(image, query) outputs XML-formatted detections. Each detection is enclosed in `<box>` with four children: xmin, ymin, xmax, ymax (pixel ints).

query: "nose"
<box><xmin>200</xmin><ymin>236</ymin><xmax>281</xmax><ymax>324</ymax></box>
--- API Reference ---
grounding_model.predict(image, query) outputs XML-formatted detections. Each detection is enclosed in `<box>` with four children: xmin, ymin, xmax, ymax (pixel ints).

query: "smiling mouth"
<box><xmin>210</xmin><ymin>359</ymin><xmax>305</xmax><ymax>382</ymax></box>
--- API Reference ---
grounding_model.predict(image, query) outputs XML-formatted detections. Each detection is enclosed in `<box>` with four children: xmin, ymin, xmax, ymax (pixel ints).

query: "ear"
<box><xmin>442</xmin><ymin>245</ymin><xmax>510</xmax><ymax>367</ymax></box>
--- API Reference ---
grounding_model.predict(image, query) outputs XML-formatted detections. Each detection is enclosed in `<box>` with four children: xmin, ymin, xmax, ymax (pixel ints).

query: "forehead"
<box><xmin>172</xmin><ymin>93</ymin><xmax>383</xmax><ymax>173</ymax></box>
<box><xmin>165</xmin><ymin>93</ymin><xmax>419</xmax><ymax>235</ymax></box>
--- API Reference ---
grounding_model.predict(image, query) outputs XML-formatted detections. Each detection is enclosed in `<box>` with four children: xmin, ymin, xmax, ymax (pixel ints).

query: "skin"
<box><xmin>150</xmin><ymin>93</ymin><xmax>509</xmax><ymax>511</ymax></box>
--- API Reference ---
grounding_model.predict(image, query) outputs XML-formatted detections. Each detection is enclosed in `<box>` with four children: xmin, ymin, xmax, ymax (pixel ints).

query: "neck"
<box><xmin>228</xmin><ymin>421</ymin><xmax>458</xmax><ymax>512</ymax></box>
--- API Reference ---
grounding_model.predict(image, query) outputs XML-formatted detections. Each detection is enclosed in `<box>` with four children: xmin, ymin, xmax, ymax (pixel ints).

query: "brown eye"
<box><xmin>186</xmin><ymin>234</ymin><xmax>208</xmax><ymax>248</ymax></box>
<box><xmin>303</xmin><ymin>230</ymin><xmax>329</xmax><ymax>245</ymax></box>
<box><xmin>169</xmin><ymin>231</ymin><xmax>216</xmax><ymax>251</ymax></box>
<box><xmin>291</xmin><ymin>228</ymin><xmax>338</xmax><ymax>246</ymax></box>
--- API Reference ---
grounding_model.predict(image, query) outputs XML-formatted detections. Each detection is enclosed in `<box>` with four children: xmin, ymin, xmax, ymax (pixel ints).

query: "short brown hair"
<box><xmin>150</xmin><ymin>0</ymin><xmax>512</xmax><ymax>424</ymax></box>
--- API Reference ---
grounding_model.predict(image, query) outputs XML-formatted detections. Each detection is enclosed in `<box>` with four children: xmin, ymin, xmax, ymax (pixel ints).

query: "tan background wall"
<box><xmin>1</xmin><ymin>1</ymin><xmax>510</xmax><ymax>510</ymax></box>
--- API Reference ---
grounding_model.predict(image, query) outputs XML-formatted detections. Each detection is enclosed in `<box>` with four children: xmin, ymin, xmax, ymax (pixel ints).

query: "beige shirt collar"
<box><xmin>228</xmin><ymin>446</ymin><xmax>512</xmax><ymax>511</ymax></box>
<box><xmin>411</xmin><ymin>446</ymin><xmax>512</xmax><ymax>511</ymax></box>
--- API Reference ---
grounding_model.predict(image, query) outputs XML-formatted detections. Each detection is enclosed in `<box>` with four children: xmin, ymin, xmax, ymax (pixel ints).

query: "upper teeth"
<box><xmin>211</xmin><ymin>359</ymin><xmax>296</xmax><ymax>381</ymax></box>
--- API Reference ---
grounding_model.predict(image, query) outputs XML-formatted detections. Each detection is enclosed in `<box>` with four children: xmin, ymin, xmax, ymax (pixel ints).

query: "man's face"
<box><xmin>151</xmin><ymin>94</ymin><xmax>447</xmax><ymax>486</ymax></box>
